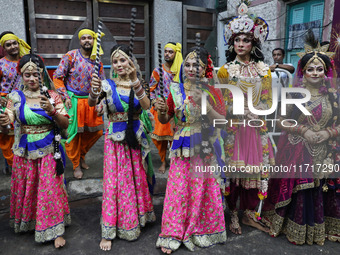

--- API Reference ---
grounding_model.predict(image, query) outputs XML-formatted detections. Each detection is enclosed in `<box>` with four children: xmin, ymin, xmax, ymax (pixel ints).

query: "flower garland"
<box><xmin>222</xmin><ymin>64</ymin><xmax>272</xmax><ymax>216</ymax></box>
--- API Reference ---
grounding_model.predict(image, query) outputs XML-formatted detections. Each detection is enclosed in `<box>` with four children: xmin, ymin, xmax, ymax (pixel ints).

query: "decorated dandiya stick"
<box><xmin>37</xmin><ymin>67</ymin><xmax>45</xmax><ymax>95</ymax></box>
<box><xmin>7</xmin><ymin>73</ymin><xmax>19</xmax><ymax>94</ymax></box>
<box><xmin>37</xmin><ymin>66</ymin><xmax>64</xmax><ymax>175</ymax></box>
<box><xmin>0</xmin><ymin>72</ymin><xmax>17</xmax><ymax>129</ymax></box>
<box><xmin>195</xmin><ymin>32</ymin><xmax>201</xmax><ymax>86</ymax></box>
<box><xmin>92</xmin><ymin>20</ymin><xmax>104</xmax><ymax>95</ymax></box>
<box><xmin>129</xmin><ymin>7</ymin><xmax>137</xmax><ymax>58</ymax></box>
<box><xmin>0</xmin><ymin>107</ymin><xmax>9</xmax><ymax>128</ymax></box>
<box><xmin>157</xmin><ymin>42</ymin><xmax>165</xmax><ymax>99</ymax></box>
<box><xmin>0</xmin><ymin>85</ymin><xmax>11</xmax><ymax>129</ymax></box>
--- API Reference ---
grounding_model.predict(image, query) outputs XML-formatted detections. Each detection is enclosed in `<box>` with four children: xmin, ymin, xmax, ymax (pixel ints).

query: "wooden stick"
<box><xmin>195</xmin><ymin>33</ymin><xmax>201</xmax><ymax>85</ymax></box>
<box><xmin>129</xmin><ymin>7</ymin><xmax>137</xmax><ymax>58</ymax></box>
<box><xmin>7</xmin><ymin>73</ymin><xmax>19</xmax><ymax>94</ymax></box>
<box><xmin>92</xmin><ymin>20</ymin><xmax>104</xmax><ymax>95</ymax></box>
<box><xmin>157</xmin><ymin>42</ymin><xmax>164</xmax><ymax>98</ymax></box>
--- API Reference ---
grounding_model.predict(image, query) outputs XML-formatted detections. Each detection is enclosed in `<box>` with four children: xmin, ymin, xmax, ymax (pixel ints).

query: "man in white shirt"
<box><xmin>270</xmin><ymin>48</ymin><xmax>295</xmax><ymax>89</ymax></box>
<box><xmin>267</xmin><ymin>48</ymin><xmax>295</xmax><ymax>134</ymax></box>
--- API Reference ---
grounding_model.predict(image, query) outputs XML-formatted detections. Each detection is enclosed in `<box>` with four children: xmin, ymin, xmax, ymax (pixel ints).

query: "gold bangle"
<box><xmin>301</xmin><ymin>126</ymin><xmax>309</xmax><ymax>136</ymax></box>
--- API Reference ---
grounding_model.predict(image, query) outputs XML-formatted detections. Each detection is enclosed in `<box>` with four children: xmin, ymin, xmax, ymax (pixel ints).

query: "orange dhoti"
<box><xmin>150</xmin><ymin>106</ymin><xmax>173</xmax><ymax>162</ymax></box>
<box><xmin>0</xmin><ymin>132</ymin><xmax>14</xmax><ymax>166</ymax></box>
<box><xmin>65</xmin><ymin>97</ymin><xmax>104</xmax><ymax>169</ymax></box>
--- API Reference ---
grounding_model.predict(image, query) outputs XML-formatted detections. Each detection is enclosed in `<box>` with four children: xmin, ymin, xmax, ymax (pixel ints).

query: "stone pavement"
<box><xmin>1</xmin><ymin>197</ymin><xmax>339</xmax><ymax>255</ymax></box>
<box><xmin>0</xmin><ymin>137</ymin><xmax>339</xmax><ymax>254</ymax></box>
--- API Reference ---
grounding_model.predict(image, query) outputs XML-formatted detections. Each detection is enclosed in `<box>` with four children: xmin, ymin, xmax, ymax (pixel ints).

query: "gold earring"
<box><xmin>302</xmin><ymin>76</ymin><xmax>307</xmax><ymax>86</ymax></box>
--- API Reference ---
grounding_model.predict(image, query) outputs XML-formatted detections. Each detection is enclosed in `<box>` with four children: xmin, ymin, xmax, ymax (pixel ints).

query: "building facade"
<box><xmin>0</xmin><ymin>0</ymin><xmax>336</xmax><ymax>78</ymax></box>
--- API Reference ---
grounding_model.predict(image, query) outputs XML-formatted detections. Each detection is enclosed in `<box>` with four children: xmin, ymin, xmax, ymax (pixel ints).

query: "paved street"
<box><xmin>0</xmin><ymin>136</ymin><xmax>339</xmax><ymax>254</ymax></box>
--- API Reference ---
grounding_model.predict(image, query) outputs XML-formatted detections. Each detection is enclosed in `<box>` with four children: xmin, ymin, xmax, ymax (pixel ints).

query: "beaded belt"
<box><xmin>177</xmin><ymin>121</ymin><xmax>201</xmax><ymax>127</ymax></box>
<box><xmin>21</xmin><ymin>124</ymin><xmax>53</xmax><ymax>134</ymax></box>
<box><xmin>108</xmin><ymin>112</ymin><xmax>139</xmax><ymax>123</ymax></box>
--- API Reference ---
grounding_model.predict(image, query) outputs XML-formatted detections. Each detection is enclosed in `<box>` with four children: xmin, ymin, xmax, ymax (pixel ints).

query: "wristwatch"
<box><xmin>275</xmin><ymin>63</ymin><xmax>279</xmax><ymax>68</ymax></box>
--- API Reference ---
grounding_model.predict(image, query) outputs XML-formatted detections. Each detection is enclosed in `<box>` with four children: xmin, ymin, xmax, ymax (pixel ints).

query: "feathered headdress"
<box><xmin>297</xmin><ymin>30</ymin><xmax>335</xmax><ymax>59</ymax></box>
<box><xmin>297</xmin><ymin>30</ymin><xmax>335</xmax><ymax>71</ymax></box>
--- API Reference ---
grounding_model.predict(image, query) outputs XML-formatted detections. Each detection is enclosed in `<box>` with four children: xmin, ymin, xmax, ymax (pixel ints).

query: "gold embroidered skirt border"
<box><xmin>156</xmin><ymin>230</ymin><xmax>227</xmax><ymax>252</ymax></box>
<box><xmin>10</xmin><ymin>214</ymin><xmax>71</xmax><ymax>243</ymax></box>
<box><xmin>101</xmin><ymin>211</ymin><xmax>156</xmax><ymax>241</ymax></box>
<box><xmin>264</xmin><ymin>210</ymin><xmax>326</xmax><ymax>245</ymax></box>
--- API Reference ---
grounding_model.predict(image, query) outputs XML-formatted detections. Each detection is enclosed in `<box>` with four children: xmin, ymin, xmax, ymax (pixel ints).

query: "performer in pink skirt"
<box><xmin>90</xmin><ymin>44</ymin><xmax>155</xmax><ymax>251</ymax></box>
<box><xmin>0</xmin><ymin>53</ymin><xmax>70</xmax><ymax>248</ymax></box>
<box><xmin>154</xmin><ymin>46</ymin><xmax>227</xmax><ymax>254</ymax></box>
<box><xmin>263</xmin><ymin>32</ymin><xmax>340</xmax><ymax>245</ymax></box>
<box><xmin>218</xmin><ymin>2</ymin><xmax>274</xmax><ymax>235</ymax></box>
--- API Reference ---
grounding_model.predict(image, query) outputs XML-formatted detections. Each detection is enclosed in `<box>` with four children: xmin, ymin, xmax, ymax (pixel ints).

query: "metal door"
<box><xmin>183</xmin><ymin>5</ymin><xmax>216</xmax><ymax>64</ymax></box>
<box><xmin>27</xmin><ymin>0</ymin><xmax>150</xmax><ymax>79</ymax></box>
<box><xmin>28</xmin><ymin>0</ymin><xmax>92</xmax><ymax>66</ymax></box>
<box><xmin>93</xmin><ymin>0</ymin><xmax>150</xmax><ymax>78</ymax></box>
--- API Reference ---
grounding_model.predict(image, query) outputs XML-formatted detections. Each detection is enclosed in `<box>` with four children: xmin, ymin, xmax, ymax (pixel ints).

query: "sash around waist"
<box><xmin>21</xmin><ymin>124</ymin><xmax>53</xmax><ymax>134</ymax></box>
<box><xmin>108</xmin><ymin>112</ymin><xmax>139</xmax><ymax>123</ymax></box>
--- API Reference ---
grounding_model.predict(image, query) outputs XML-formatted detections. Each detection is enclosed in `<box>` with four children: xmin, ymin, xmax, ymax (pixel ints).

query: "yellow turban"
<box><xmin>78</xmin><ymin>29</ymin><xmax>105</xmax><ymax>60</ymax></box>
<box><xmin>0</xmin><ymin>34</ymin><xmax>31</xmax><ymax>57</ymax></box>
<box><xmin>164</xmin><ymin>43</ymin><xmax>183</xmax><ymax>82</ymax></box>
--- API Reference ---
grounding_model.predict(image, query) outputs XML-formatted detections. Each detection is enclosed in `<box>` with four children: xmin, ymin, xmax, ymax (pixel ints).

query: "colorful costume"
<box><xmin>0</xmin><ymin>33</ymin><xmax>30</xmax><ymax>167</ymax></box>
<box><xmin>262</xmin><ymin>43</ymin><xmax>340</xmax><ymax>245</ymax></box>
<box><xmin>6</xmin><ymin>89</ymin><xmax>70</xmax><ymax>242</ymax></box>
<box><xmin>0</xmin><ymin>57</ymin><xmax>21</xmax><ymax>166</ymax></box>
<box><xmin>156</xmin><ymin>81</ymin><xmax>227</xmax><ymax>251</ymax></box>
<box><xmin>100</xmin><ymin>78</ymin><xmax>155</xmax><ymax>241</ymax></box>
<box><xmin>263</xmin><ymin>94</ymin><xmax>340</xmax><ymax>245</ymax></box>
<box><xmin>149</xmin><ymin>43</ymin><xmax>182</xmax><ymax>163</ymax></box>
<box><xmin>218</xmin><ymin>59</ymin><xmax>274</xmax><ymax>218</ymax></box>
<box><xmin>149</xmin><ymin>65</ymin><xmax>174</xmax><ymax>161</ymax></box>
<box><xmin>53</xmin><ymin>49</ymin><xmax>105</xmax><ymax>169</ymax></box>
<box><xmin>0</xmin><ymin>57</ymin><xmax>21</xmax><ymax>92</ymax></box>
<box><xmin>218</xmin><ymin>1</ymin><xmax>273</xmax><ymax>224</ymax></box>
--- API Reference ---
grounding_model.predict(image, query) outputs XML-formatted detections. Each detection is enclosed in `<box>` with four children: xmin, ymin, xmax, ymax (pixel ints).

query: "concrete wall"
<box><xmin>0</xmin><ymin>0</ymin><xmax>26</xmax><ymax>41</ymax></box>
<box><xmin>152</xmin><ymin>0</ymin><xmax>217</xmax><ymax>69</ymax></box>
<box><xmin>182</xmin><ymin>0</ymin><xmax>215</xmax><ymax>9</ymax></box>
<box><xmin>152</xmin><ymin>0</ymin><xmax>183</xmax><ymax>71</ymax></box>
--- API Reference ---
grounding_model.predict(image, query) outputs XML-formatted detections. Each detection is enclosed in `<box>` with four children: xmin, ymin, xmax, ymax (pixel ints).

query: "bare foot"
<box><xmin>161</xmin><ymin>247</ymin><xmax>172</xmax><ymax>254</ymax></box>
<box><xmin>80</xmin><ymin>158</ymin><xmax>89</xmax><ymax>170</ymax></box>
<box><xmin>327</xmin><ymin>234</ymin><xmax>340</xmax><ymax>243</ymax></box>
<box><xmin>242</xmin><ymin>216</ymin><xmax>269</xmax><ymax>233</ymax></box>
<box><xmin>229</xmin><ymin>222</ymin><xmax>242</xmax><ymax>235</ymax></box>
<box><xmin>158</xmin><ymin>161</ymin><xmax>166</xmax><ymax>174</ymax></box>
<box><xmin>54</xmin><ymin>236</ymin><xmax>66</xmax><ymax>248</ymax></box>
<box><xmin>100</xmin><ymin>238</ymin><xmax>112</xmax><ymax>251</ymax></box>
<box><xmin>74</xmin><ymin>166</ymin><xmax>83</xmax><ymax>179</ymax></box>
<box><xmin>230</xmin><ymin>211</ymin><xmax>242</xmax><ymax>235</ymax></box>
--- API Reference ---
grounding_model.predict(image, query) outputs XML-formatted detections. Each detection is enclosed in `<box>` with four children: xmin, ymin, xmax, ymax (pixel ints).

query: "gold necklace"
<box><xmin>184</xmin><ymin>82</ymin><xmax>191</xmax><ymax>91</ymax></box>
<box><xmin>309</xmin><ymin>89</ymin><xmax>322</xmax><ymax>97</ymax></box>
<box><xmin>23</xmin><ymin>89</ymin><xmax>41</xmax><ymax>99</ymax></box>
<box><xmin>305</xmin><ymin>84</ymin><xmax>323</xmax><ymax>97</ymax></box>
<box><xmin>114</xmin><ymin>77</ymin><xmax>132</xmax><ymax>88</ymax></box>
<box><xmin>305</xmin><ymin>96</ymin><xmax>331</xmax><ymax>131</ymax></box>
